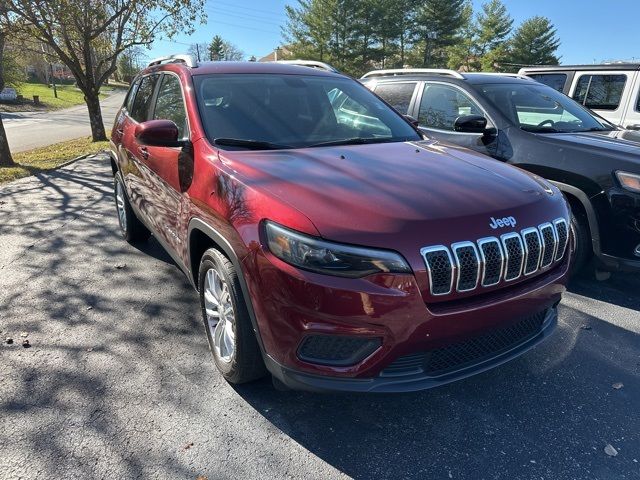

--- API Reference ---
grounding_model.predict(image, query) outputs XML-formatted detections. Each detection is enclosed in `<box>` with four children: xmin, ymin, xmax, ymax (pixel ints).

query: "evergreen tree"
<box><xmin>209</xmin><ymin>35</ymin><xmax>225</xmax><ymax>61</ymax></box>
<box><xmin>413</xmin><ymin>0</ymin><xmax>466</xmax><ymax>67</ymax></box>
<box><xmin>446</xmin><ymin>2</ymin><xmax>477</xmax><ymax>71</ymax></box>
<box><xmin>508</xmin><ymin>16</ymin><xmax>560</xmax><ymax>68</ymax></box>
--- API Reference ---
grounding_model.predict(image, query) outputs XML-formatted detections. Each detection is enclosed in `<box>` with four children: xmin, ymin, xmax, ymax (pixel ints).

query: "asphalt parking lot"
<box><xmin>0</xmin><ymin>155</ymin><xmax>638</xmax><ymax>480</ymax></box>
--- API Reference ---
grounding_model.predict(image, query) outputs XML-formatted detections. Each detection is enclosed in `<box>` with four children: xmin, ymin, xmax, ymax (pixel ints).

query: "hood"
<box><xmin>222</xmin><ymin>140</ymin><xmax>567</xmax><ymax>263</ymax></box>
<box><xmin>538</xmin><ymin>130</ymin><xmax>640</xmax><ymax>160</ymax></box>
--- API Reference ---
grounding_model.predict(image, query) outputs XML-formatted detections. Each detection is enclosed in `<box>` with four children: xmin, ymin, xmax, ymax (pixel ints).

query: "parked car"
<box><xmin>0</xmin><ymin>87</ymin><xmax>18</xmax><ymax>102</ymax></box>
<box><xmin>110</xmin><ymin>56</ymin><xmax>571</xmax><ymax>392</ymax></box>
<box><xmin>361</xmin><ymin>69</ymin><xmax>640</xmax><ymax>274</ymax></box>
<box><xmin>518</xmin><ymin>63</ymin><xmax>640</xmax><ymax>130</ymax></box>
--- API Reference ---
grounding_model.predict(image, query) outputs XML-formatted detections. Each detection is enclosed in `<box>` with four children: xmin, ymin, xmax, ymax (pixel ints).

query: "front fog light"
<box><xmin>264</xmin><ymin>221</ymin><xmax>411</xmax><ymax>278</ymax></box>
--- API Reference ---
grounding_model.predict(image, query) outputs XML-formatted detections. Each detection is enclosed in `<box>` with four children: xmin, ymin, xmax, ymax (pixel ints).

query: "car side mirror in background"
<box><xmin>134</xmin><ymin>120</ymin><xmax>186</xmax><ymax>147</ymax></box>
<box><xmin>454</xmin><ymin>115</ymin><xmax>489</xmax><ymax>134</ymax></box>
<box><xmin>404</xmin><ymin>114</ymin><xmax>420</xmax><ymax>127</ymax></box>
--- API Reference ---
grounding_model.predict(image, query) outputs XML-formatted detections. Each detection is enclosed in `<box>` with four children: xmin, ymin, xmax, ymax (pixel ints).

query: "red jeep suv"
<box><xmin>109</xmin><ymin>56</ymin><xmax>572</xmax><ymax>392</ymax></box>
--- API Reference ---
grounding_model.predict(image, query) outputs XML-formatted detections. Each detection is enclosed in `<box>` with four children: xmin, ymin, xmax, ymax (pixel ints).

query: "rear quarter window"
<box><xmin>527</xmin><ymin>74</ymin><xmax>567</xmax><ymax>92</ymax></box>
<box><xmin>373</xmin><ymin>82</ymin><xmax>417</xmax><ymax>115</ymax></box>
<box><xmin>573</xmin><ymin>74</ymin><xmax>627</xmax><ymax>110</ymax></box>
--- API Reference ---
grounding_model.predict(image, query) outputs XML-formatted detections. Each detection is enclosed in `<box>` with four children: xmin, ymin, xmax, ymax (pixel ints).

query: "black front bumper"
<box><xmin>266</xmin><ymin>308</ymin><xmax>558</xmax><ymax>393</ymax></box>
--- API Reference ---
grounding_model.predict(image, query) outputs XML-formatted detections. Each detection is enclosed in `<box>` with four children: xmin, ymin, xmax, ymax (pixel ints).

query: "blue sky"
<box><xmin>147</xmin><ymin>0</ymin><xmax>639</xmax><ymax>64</ymax></box>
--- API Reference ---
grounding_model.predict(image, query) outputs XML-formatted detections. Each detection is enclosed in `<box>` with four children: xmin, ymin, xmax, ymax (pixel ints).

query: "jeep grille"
<box><xmin>421</xmin><ymin>218</ymin><xmax>568</xmax><ymax>296</ymax></box>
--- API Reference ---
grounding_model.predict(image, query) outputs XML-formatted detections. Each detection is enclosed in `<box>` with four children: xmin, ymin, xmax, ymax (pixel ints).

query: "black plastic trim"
<box><xmin>267</xmin><ymin>308</ymin><xmax>558</xmax><ymax>393</ymax></box>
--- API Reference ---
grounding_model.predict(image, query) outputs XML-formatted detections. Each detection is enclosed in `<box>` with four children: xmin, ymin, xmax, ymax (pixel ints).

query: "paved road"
<box><xmin>1</xmin><ymin>91</ymin><xmax>126</xmax><ymax>152</ymax></box>
<box><xmin>0</xmin><ymin>156</ymin><xmax>638</xmax><ymax>479</ymax></box>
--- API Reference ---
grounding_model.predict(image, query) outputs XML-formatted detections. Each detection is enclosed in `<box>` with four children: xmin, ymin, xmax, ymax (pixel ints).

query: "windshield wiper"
<box><xmin>306</xmin><ymin>137</ymin><xmax>400</xmax><ymax>148</ymax></box>
<box><xmin>577</xmin><ymin>127</ymin><xmax>615</xmax><ymax>132</ymax></box>
<box><xmin>213</xmin><ymin>138</ymin><xmax>293</xmax><ymax>150</ymax></box>
<box><xmin>520</xmin><ymin>126</ymin><xmax>559</xmax><ymax>133</ymax></box>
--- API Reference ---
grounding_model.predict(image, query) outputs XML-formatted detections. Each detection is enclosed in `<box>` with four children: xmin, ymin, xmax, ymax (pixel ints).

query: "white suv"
<box><xmin>519</xmin><ymin>64</ymin><xmax>640</xmax><ymax>130</ymax></box>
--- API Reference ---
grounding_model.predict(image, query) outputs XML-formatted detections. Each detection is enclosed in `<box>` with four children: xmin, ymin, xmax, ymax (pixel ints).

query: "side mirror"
<box><xmin>454</xmin><ymin>115</ymin><xmax>488</xmax><ymax>134</ymax></box>
<box><xmin>404</xmin><ymin>114</ymin><xmax>420</xmax><ymax>127</ymax></box>
<box><xmin>135</xmin><ymin>120</ymin><xmax>185</xmax><ymax>147</ymax></box>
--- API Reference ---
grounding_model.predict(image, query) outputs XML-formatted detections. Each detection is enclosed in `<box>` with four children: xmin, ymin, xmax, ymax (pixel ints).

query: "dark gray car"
<box><xmin>361</xmin><ymin>71</ymin><xmax>640</xmax><ymax>274</ymax></box>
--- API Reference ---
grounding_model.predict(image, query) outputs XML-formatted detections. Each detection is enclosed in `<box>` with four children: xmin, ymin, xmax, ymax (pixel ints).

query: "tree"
<box><xmin>0</xmin><ymin>30</ymin><xmax>15</xmax><ymax>167</ymax></box>
<box><xmin>117</xmin><ymin>46</ymin><xmax>146</xmax><ymax>83</ymax></box>
<box><xmin>508</xmin><ymin>16</ymin><xmax>560</xmax><ymax>69</ymax></box>
<box><xmin>6</xmin><ymin>0</ymin><xmax>205</xmax><ymax>142</ymax></box>
<box><xmin>446</xmin><ymin>2</ymin><xmax>477</xmax><ymax>71</ymax></box>
<box><xmin>209</xmin><ymin>35</ymin><xmax>225</xmax><ymax>61</ymax></box>
<box><xmin>221</xmin><ymin>40</ymin><xmax>244</xmax><ymax>61</ymax></box>
<box><xmin>188</xmin><ymin>42</ymin><xmax>208</xmax><ymax>61</ymax></box>
<box><xmin>476</xmin><ymin>0</ymin><xmax>513</xmax><ymax>70</ymax></box>
<box><xmin>413</xmin><ymin>0</ymin><xmax>466</xmax><ymax>67</ymax></box>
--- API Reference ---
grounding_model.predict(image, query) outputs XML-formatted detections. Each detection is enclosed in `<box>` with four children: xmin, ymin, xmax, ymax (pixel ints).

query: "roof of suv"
<box><xmin>147</xmin><ymin>60</ymin><xmax>341</xmax><ymax>77</ymax></box>
<box><xmin>361</xmin><ymin>72</ymin><xmax>537</xmax><ymax>85</ymax></box>
<box><xmin>520</xmin><ymin>63</ymin><xmax>640</xmax><ymax>72</ymax></box>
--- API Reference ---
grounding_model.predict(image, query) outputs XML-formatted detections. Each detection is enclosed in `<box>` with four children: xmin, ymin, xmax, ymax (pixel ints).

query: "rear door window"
<box><xmin>124</xmin><ymin>79</ymin><xmax>140</xmax><ymax>112</ymax></box>
<box><xmin>418</xmin><ymin>83</ymin><xmax>483</xmax><ymax>131</ymax></box>
<box><xmin>527</xmin><ymin>73</ymin><xmax>567</xmax><ymax>92</ymax></box>
<box><xmin>373</xmin><ymin>82</ymin><xmax>417</xmax><ymax>114</ymax></box>
<box><xmin>572</xmin><ymin>74</ymin><xmax>627</xmax><ymax>110</ymax></box>
<box><xmin>130</xmin><ymin>74</ymin><xmax>159</xmax><ymax>122</ymax></box>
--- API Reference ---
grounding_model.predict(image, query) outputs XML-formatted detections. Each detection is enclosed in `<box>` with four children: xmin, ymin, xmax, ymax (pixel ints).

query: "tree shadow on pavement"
<box><xmin>1</xmin><ymin>155</ymin><xmax>638</xmax><ymax>480</ymax></box>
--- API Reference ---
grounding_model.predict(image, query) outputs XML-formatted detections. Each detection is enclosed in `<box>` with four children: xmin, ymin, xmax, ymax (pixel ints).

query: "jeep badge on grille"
<box><xmin>489</xmin><ymin>216</ymin><xmax>517</xmax><ymax>229</ymax></box>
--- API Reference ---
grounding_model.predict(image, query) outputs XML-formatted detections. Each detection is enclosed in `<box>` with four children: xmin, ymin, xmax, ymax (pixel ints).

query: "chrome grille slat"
<box><xmin>452</xmin><ymin>242</ymin><xmax>480</xmax><ymax>292</ymax></box>
<box><xmin>501</xmin><ymin>232</ymin><xmax>525</xmax><ymax>281</ymax></box>
<box><xmin>554</xmin><ymin>218</ymin><xmax>568</xmax><ymax>261</ymax></box>
<box><xmin>421</xmin><ymin>246</ymin><xmax>454</xmax><ymax>296</ymax></box>
<box><xmin>521</xmin><ymin>227</ymin><xmax>542</xmax><ymax>276</ymax></box>
<box><xmin>478</xmin><ymin>237</ymin><xmax>504</xmax><ymax>287</ymax></box>
<box><xmin>539</xmin><ymin>223</ymin><xmax>557</xmax><ymax>268</ymax></box>
<box><xmin>421</xmin><ymin>217</ymin><xmax>568</xmax><ymax>296</ymax></box>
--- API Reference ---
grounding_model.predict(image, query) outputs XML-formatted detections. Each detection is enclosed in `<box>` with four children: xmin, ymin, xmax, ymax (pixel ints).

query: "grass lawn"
<box><xmin>1</xmin><ymin>83</ymin><xmax>114</xmax><ymax>111</ymax></box>
<box><xmin>0</xmin><ymin>137</ymin><xmax>110</xmax><ymax>184</ymax></box>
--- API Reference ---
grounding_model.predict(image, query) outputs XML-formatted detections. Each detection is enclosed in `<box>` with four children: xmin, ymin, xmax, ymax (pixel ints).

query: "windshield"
<box><xmin>193</xmin><ymin>74</ymin><xmax>420</xmax><ymax>149</ymax></box>
<box><xmin>477</xmin><ymin>83</ymin><xmax>614</xmax><ymax>133</ymax></box>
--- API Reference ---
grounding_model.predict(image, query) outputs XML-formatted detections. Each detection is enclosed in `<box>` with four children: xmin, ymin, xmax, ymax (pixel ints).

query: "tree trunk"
<box><xmin>0</xmin><ymin>31</ymin><xmax>14</xmax><ymax>166</ymax></box>
<box><xmin>0</xmin><ymin>118</ymin><xmax>13</xmax><ymax>167</ymax></box>
<box><xmin>84</xmin><ymin>90</ymin><xmax>106</xmax><ymax>141</ymax></box>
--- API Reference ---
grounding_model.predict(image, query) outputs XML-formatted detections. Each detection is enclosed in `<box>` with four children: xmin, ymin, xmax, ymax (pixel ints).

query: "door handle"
<box><xmin>138</xmin><ymin>146</ymin><xmax>149</xmax><ymax>160</ymax></box>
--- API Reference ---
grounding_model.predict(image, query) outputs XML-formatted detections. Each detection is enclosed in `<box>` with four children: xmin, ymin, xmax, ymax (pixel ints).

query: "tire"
<box><xmin>570</xmin><ymin>210</ymin><xmax>592</xmax><ymax>276</ymax></box>
<box><xmin>198</xmin><ymin>247</ymin><xmax>266</xmax><ymax>384</ymax></box>
<box><xmin>113</xmin><ymin>172</ymin><xmax>150</xmax><ymax>243</ymax></box>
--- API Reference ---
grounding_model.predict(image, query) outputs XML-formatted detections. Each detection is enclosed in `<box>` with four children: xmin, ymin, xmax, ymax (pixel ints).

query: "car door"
<box><xmin>619</xmin><ymin>70</ymin><xmax>640</xmax><ymax>130</ymax></box>
<box><xmin>142</xmin><ymin>72</ymin><xmax>190</xmax><ymax>253</ymax></box>
<box><xmin>569</xmin><ymin>71</ymin><xmax>631</xmax><ymax>126</ymax></box>
<box><xmin>122</xmin><ymin>73</ymin><xmax>160</xmax><ymax>228</ymax></box>
<box><xmin>414</xmin><ymin>81</ymin><xmax>497</xmax><ymax>157</ymax></box>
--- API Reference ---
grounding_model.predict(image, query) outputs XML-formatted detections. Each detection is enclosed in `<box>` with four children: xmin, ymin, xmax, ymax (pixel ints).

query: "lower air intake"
<box><xmin>298</xmin><ymin>335</ymin><xmax>381</xmax><ymax>366</ymax></box>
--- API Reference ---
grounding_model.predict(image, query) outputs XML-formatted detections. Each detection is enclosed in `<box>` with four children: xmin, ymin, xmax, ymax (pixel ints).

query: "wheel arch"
<box><xmin>550</xmin><ymin>180</ymin><xmax>600</xmax><ymax>256</ymax></box>
<box><xmin>187</xmin><ymin>218</ymin><xmax>266</xmax><ymax>352</ymax></box>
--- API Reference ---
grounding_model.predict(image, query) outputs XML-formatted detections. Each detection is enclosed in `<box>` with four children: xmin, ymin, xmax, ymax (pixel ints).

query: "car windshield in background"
<box><xmin>478</xmin><ymin>83</ymin><xmax>613</xmax><ymax>133</ymax></box>
<box><xmin>193</xmin><ymin>74</ymin><xmax>420</xmax><ymax>150</ymax></box>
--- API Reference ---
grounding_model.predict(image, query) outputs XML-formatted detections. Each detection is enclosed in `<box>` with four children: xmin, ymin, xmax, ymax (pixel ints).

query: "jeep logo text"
<box><xmin>489</xmin><ymin>216</ymin><xmax>517</xmax><ymax>229</ymax></box>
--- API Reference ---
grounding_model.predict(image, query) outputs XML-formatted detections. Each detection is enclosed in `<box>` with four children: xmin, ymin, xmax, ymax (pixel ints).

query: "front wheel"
<box><xmin>198</xmin><ymin>248</ymin><xmax>266</xmax><ymax>384</ymax></box>
<box><xmin>570</xmin><ymin>211</ymin><xmax>592</xmax><ymax>276</ymax></box>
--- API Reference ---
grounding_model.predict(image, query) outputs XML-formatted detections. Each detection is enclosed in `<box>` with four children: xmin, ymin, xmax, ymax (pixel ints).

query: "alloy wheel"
<box><xmin>203</xmin><ymin>266</ymin><xmax>236</xmax><ymax>363</ymax></box>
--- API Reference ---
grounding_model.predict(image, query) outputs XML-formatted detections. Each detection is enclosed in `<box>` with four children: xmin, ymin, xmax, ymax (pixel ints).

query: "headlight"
<box><xmin>616</xmin><ymin>171</ymin><xmax>640</xmax><ymax>193</ymax></box>
<box><xmin>264</xmin><ymin>221</ymin><xmax>411</xmax><ymax>278</ymax></box>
